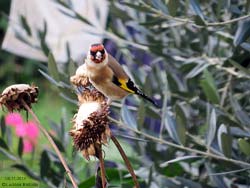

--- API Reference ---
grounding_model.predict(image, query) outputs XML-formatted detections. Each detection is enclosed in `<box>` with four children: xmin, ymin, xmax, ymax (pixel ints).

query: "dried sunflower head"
<box><xmin>70</xmin><ymin>64</ymin><xmax>90</xmax><ymax>87</ymax></box>
<box><xmin>0</xmin><ymin>84</ymin><xmax>39</xmax><ymax>111</ymax></box>
<box><xmin>70</xmin><ymin>89</ymin><xmax>111</xmax><ymax>160</ymax></box>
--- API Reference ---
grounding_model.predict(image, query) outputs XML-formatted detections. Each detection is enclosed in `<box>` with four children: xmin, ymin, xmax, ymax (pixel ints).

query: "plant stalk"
<box><xmin>111</xmin><ymin>135</ymin><xmax>140</xmax><ymax>188</ymax></box>
<box><xmin>21</xmin><ymin>100</ymin><xmax>78</xmax><ymax>188</ymax></box>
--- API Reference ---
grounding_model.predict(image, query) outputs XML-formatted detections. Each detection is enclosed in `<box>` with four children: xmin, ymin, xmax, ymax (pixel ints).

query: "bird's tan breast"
<box><xmin>86</xmin><ymin>65</ymin><xmax>128</xmax><ymax>99</ymax></box>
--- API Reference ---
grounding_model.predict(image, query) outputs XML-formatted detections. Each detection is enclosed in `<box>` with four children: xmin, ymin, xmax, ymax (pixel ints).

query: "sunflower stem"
<box><xmin>96</xmin><ymin>145</ymin><xmax>106</xmax><ymax>188</ymax></box>
<box><xmin>111</xmin><ymin>135</ymin><xmax>140</xmax><ymax>188</ymax></box>
<box><xmin>21</xmin><ymin>100</ymin><xmax>78</xmax><ymax>188</ymax></box>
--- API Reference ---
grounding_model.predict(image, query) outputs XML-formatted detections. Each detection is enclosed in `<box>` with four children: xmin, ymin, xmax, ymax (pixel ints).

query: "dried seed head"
<box><xmin>0</xmin><ymin>84</ymin><xmax>39</xmax><ymax>111</ymax></box>
<box><xmin>70</xmin><ymin>74</ymin><xmax>90</xmax><ymax>87</ymax></box>
<box><xmin>77</xmin><ymin>88</ymin><xmax>106</xmax><ymax>105</ymax></box>
<box><xmin>70</xmin><ymin>90</ymin><xmax>110</xmax><ymax>160</ymax></box>
<box><xmin>70</xmin><ymin>64</ymin><xmax>90</xmax><ymax>87</ymax></box>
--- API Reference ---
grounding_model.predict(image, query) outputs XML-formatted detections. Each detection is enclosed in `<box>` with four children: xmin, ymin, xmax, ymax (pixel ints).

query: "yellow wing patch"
<box><xmin>118</xmin><ymin>79</ymin><xmax>136</xmax><ymax>94</ymax></box>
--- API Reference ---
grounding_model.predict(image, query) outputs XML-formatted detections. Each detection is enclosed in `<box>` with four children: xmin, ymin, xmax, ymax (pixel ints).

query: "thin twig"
<box><xmin>186</xmin><ymin>132</ymin><xmax>223</xmax><ymax>156</ymax></box>
<box><xmin>220</xmin><ymin>75</ymin><xmax>232</xmax><ymax>107</ymax></box>
<box><xmin>97</xmin><ymin>145</ymin><xmax>106</xmax><ymax>188</ymax></box>
<box><xmin>139</xmin><ymin>0</ymin><xmax>250</xmax><ymax>27</ymax></box>
<box><xmin>209</xmin><ymin>167</ymin><xmax>250</xmax><ymax>176</ymax></box>
<box><xmin>206</xmin><ymin>14</ymin><xmax>250</xmax><ymax>26</ymax></box>
<box><xmin>109</xmin><ymin>117</ymin><xmax>250</xmax><ymax>167</ymax></box>
<box><xmin>111</xmin><ymin>135</ymin><xmax>140</xmax><ymax>188</ymax></box>
<box><xmin>21</xmin><ymin>100</ymin><xmax>78</xmax><ymax>188</ymax></box>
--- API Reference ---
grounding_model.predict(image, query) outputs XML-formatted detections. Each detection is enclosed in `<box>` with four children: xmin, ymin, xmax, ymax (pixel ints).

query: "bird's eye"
<box><xmin>100</xmin><ymin>49</ymin><xmax>105</xmax><ymax>54</ymax></box>
<box><xmin>90</xmin><ymin>50</ymin><xmax>96</xmax><ymax>56</ymax></box>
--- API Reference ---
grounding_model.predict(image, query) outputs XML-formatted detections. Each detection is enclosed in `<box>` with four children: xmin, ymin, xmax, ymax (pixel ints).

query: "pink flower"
<box><xmin>5</xmin><ymin>113</ymin><xmax>23</xmax><ymax>127</ymax></box>
<box><xmin>4</xmin><ymin>112</ymin><xmax>39</xmax><ymax>153</ymax></box>
<box><xmin>23</xmin><ymin>139</ymin><xmax>33</xmax><ymax>153</ymax></box>
<box><xmin>26</xmin><ymin>121</ymin><xmax>39</xmax><ymax>141</ymax></box>
<box><xmin>15</xmin><ymin>122</ymin><xmax>27</xmax><ymax>137</ymax></box>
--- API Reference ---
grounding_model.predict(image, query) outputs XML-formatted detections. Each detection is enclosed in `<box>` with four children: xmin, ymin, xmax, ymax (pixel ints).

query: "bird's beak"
<box><xmin>95</xmin><ymin>51</ymin><xmax>102</xmax><ymax>60</ymax></box>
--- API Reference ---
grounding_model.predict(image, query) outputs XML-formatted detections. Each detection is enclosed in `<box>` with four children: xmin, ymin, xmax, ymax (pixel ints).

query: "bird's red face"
<box><xmin>89</xmin><ymin>44</ymin><xmax>106</xmax><ymax>64</ymax></box>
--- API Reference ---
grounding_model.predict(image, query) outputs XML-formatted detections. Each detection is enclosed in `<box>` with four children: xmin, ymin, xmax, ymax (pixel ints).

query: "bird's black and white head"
<box><xmin>87</xmin><ymin>43</ymin><xmax>108</xmax><ymax>66</ymax></box>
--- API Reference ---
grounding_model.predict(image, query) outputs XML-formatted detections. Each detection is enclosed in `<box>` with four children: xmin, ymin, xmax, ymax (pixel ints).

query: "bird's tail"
<box><xmin>135</xmin><ymin>90</ymin><xmax>160</xmax><ymax>108</ymax></box>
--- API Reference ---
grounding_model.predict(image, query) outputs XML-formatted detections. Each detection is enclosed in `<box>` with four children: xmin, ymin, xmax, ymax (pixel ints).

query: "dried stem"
<box><xmin>96</xmin><ymin>145</ymin><xmax>106</xmax><ymax>188</ymax></box>
<box><xmin>21</xmin><ymin>100</ymin><xmax>78</xmax><ymax>188</ymax></box>
<box><xmin>111</xmin><ymin>135</ymin><xmax>140</xmax><ymax>188</ymax></box>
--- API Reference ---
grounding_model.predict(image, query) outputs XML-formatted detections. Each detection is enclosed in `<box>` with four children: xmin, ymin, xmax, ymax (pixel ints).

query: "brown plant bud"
<box><xmin>0</xmin><ymin>84</ymin><xmax>38</xmax><ymax>111</ymax></box>
<box><xmin>70</xmin><ymin>89</ymin><xmax>110</xmax><ymax>160</ymax></box>
<box><xmin>70</xmin><ymin>64</ymin><xmax>90</xmax><ymax>87</ymax></box>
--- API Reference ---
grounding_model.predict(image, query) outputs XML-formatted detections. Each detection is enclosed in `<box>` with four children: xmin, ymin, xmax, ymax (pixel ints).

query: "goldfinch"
<box><xmin>84</xmin><ymin>43</ymin><xmax>158</xmax><ymax>107</ymax></box>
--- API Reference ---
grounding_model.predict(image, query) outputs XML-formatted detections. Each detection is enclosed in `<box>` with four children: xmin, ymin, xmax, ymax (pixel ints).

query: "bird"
<box><xmin>83</xmin><ymin>43</ymin><xmax>159</xmax><ymax>107</ymax></box>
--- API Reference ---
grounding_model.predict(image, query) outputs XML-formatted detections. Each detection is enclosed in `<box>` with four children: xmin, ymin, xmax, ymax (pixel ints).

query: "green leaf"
<box><xmin>38</xmin><ymin>21</ymin><xmax>49</xmax><ymax>55</ymax></box>
<box><xmin>39</xmin><ymin>69</ymin><xmax>59</xmax><ymax>86</ymax></box>
<box><xmin>207</xmin><ymin>108</ymin><xmax>217</xmax><ymax>147</ymax></box>
<box><xmin>122</xmin><ymin>2</ymin><xmax>154</xmax><ymax>13</ymax></box>
<box><xmin>234</xmin><ymin>20</ymin><xmax>250</xmax><ymax>46</ymax></box>
<box><xmin>0</xmin><ymin>148</ymin><xmax>17</xmax><ymax>161</ymax></box>
<box><xmin>228</xmin><ymin>59</ymin><xmax>250</xmax><ymax>75</ymax></box>
<box><xmin>68</xmin><ymin>58</ymin><xmax>77</xmax><ymax>76</ymax></box>
<box><xmin>217</xmin><ymin>124</ymin><xmax>232</xmax><ymax>158</ymax></box>
<box><xmin>1</xmin><ymin>116</ymin><xmax>6</xmax><ymax>138</ymax></box>
<box><xmin>168</xmin><ymin>0</ymin><xmax>179</xmax><ymax>16</ymax></box>
<box><xmin>164</xmin><ymin>112</ymin><xmax>180</xmax><ymax>143</ymax></box>
<box><xmin>200</xmin><ymin>69</ymin><xmax>220</xmax><ymax>104</ymax></box>
<box><xmin>190</xmin><ymin>0</ymin><xmax>205</xmax><ymax>21</ymax></box>
<box><xmin>151</xmin><ymin>0</ymin><xmax>168</xmax><ymax>14</ymax></box>
<box><xmin>175</xmin><ymin>103</ymin><xmax>187</xmax><ymax>145</ymax></box>
<box><xmin>164</xmin><ymin>163</ymin><xmax>184</xmax><ymax>177</ymax></box>
<box><xmin>20</xmin><ymin>15</ymin><xmax>32</xmax><ymax>36</ymax></box>
<box><xmin>12</xmin><ymin>164</ymin><xmax>40</xmax><ymax>181</ymax></box>
<box><xmin>40</xmin><ymin>150</ymin><xmax>51</xmax><ymax>178</ymax></box>
<box><xmin>220</xmin><ymin>133</ymin><xmax>232</xmax><ymax>158</ymax></box>
<box><xmin>194</xmin><ymin>15</ymin><xmax>206</xmax><ymax>26</ymax></box>
<box><xmin>18</xmin><ymin>137</ymin><xmax>23</xmax><ymax>158</ymax></box>
<box><xmin>137</xmin><ymin>101</ymin><xmax>146</xmax><ymax>128</ymax></box>
<box><xmin>79</xmin><ymin>176</ymin><xmax>95</xmax><ymax>188</ymax></box>
<box><xmin>206</xmin><ymin>163</ymin><xmax>227</xmax><ymax>188</ymax></box>
<box><xmin>74</xmin><ymin>12</ymin><xmax>93</xmax><ymax>26</ymax></box>
<box><xmin>238</xmin><ymin>138</ymin><xmax>250</xmax><ymax>156</ymax></box>
<box><xmin>121</xmin><ymin>100</ymin><xmax>137</xmax><ymax>129</ymax></box>
<box><xmin>0</xmin><ymin>138</ymin><xmax>9</xmax><ymax>150</ymax></box>
<box><xmin>50</xmin><ymin>135</ymin><xmax>65</xmax><ymax>152</ymax></box>
<box><xmin>229</xmin><ymin>93</ymin><xmax>250</xmax><ymax>127</ymax></box>
<box><xmin>176</xmin><ymin>177</ymin><xmax>203</xmax><ymax>188</ymax></box>
<box><xmin>48</xmin><ymin>52</ymin><xmax>60</xmax><ymax>82</ymax></box>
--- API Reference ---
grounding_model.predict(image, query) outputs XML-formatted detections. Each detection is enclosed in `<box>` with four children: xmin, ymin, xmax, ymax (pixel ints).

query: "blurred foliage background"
<box><xmin>1</xmin><ymin>0</ymin><xmax>250</xmax><ymax>188</ymax></box>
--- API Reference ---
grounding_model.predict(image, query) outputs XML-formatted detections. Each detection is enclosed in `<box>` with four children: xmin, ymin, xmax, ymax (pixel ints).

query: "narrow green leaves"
<box><xmin>121</xmin><ymin>100</ymin><xmax>137</xmax><ymax>129</ymax></box>
<box><xmin>18</xmin><ymin>137</ymin><xmax>23</xmax><ymax>158</ymax></box>
<box><xmin>217</xmin><ymin>124</ymin><xmax>232</xmax><ymax>158</ymax></box>
<box><xmin>200</xmin><ymin>69</ymin><xmax>220</xmax><ymax>104</ymax></box>
<box><xmin>40</xmin><ymin>150</ymin><xmax>51</xmax><ymax>178</ymax></box>
<box><xmin>190</xmin><ymin>0</ymin><xmax>206</xmax><ymax>25</ymax></box>
<box><xmin>20</xmin><ymin>15</ymin><xmax>32</xmax><ymax>36</ymax></box>
<box><xmin>234</xmin><ymin>20</ymin><xmax>250</xmax><ymax>46</ymax></box>
<box><xmin>0</xmin><ymin>116</ymin><xmax>6</xmax><ymax>138</ymax></box>
<box><xmin>229</xmin><ymin>93</ymin><xmax>250</xmax><ymax>127</ymax></box>
<box><xmin>0</xmin><ymin>138</ymin><xmax>9</xmax><ymax>150</ymax></box>
<box><xmin>122</xmin><ymin>2</ymin><xmax>154</xmax><ymax>13</ymax></box>
<box><xmin>48</xmin><ymin>53</ymin><xmax>60</xmax><ymax>82</ymax></box>
<box><xmin>207</xmin><ymin>108</ymin><xmax>217</xmax><ymax>147</ymax></box>
<box><xmin>175</xmin><ymin>104</ymin><xmax>187</xmax><ymax>145</ymax></box>
<box><xmin>238</xmin><ymin>138</ymin><xmax>250</xmax><ymax>156</ymax></box>
<box><xmin>168</xmin><ymin>0</ymin><xmax>179</xmax><ymax>16</ymax></box>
